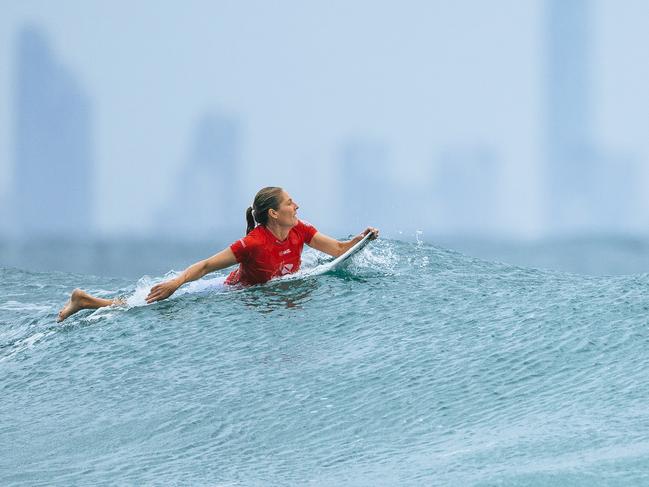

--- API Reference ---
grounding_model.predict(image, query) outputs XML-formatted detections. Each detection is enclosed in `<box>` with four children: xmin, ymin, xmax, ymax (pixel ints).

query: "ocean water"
<box><xmin>2</xmin><ymin>238</ymin><xmax>649</xmax><ymax>485</ymax></box>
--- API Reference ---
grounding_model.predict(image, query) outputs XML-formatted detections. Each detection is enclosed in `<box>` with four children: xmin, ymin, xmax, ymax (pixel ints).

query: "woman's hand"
<box><xmin>146</xmin><ymin>279</ymin><xmax>180</xmax><ymax>304</ymax></box>
<box><xmin>361</xmin><ymin>227</ymin><xmax>380</xmax><ymax>240</ymax></box>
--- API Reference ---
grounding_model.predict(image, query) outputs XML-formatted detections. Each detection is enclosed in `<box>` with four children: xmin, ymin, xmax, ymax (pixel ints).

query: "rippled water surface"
<box><xmin>2</xmin><ymin>239</ymin><xmax>649</xmax><ymax>485</ymax></box>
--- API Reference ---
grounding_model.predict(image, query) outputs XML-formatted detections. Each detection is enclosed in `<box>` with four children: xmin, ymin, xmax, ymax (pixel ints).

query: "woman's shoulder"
<box><xmin>295</xmin><ymin>219</ymin><xmax>317</xmax><ymax>232</ymax></box>
<box><xmin>292</xmin><ymin>219</ymin><xmax>318</xmax><ymax>242</ymax></box>
<box><xmin>248</xmin><ymin>225</ymin><xmax>274</xmax><ymax>246</ymax></box>
<box><xmin>233</xmin><ymin>226</ymin><xmax>268</xmax><ymax>250</ymax></box>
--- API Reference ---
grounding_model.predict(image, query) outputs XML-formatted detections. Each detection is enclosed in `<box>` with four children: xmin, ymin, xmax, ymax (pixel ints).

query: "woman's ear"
<box><xmin>268</xmin><ymin>208</ymin><xmax>278</xmax><ymax>220</ymax></box>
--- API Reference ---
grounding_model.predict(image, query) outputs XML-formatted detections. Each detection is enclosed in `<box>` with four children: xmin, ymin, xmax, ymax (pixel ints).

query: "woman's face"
<box><xmin>273</xmin><ymin>191</ymin><xmax>299</xmax><ymax>227</ymax></box>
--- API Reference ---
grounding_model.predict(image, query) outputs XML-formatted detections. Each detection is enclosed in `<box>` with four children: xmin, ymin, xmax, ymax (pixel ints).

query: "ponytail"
<box><xmin>246</xmin><ymin>206</ymin><xmax>256</xmax><ymax>234</ymax></box>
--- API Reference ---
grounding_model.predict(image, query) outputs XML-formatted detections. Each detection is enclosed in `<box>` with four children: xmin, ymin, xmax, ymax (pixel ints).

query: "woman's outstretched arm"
<box><xmin>145</xmin><ymin>247</ymin><xmax>237</xmax><ymax>304</ymax></box>
<box><xmin>308</xmin><ymin>227</ymin><xmax>379</xmax><ymax>257</ymax></box>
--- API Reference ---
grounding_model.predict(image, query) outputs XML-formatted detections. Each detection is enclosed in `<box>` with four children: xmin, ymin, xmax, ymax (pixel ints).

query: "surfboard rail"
<box><xmin>300</xmin><ymin>232</ymin><xmax>374</xmax><ymax>277</ymax></box>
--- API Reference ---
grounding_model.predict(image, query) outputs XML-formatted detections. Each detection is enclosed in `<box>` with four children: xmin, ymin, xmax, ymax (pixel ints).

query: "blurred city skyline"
<box><xmin>1</xmin><ymin>0</ymin><xmax>649</xmax><ymax>242</ymax></box>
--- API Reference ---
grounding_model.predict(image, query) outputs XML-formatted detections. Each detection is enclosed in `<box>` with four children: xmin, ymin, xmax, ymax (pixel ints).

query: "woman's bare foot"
<box><xmin>57</xmin><ymin>288</ymin><xmax>121</xmax><ymax>322</ymax></box>
<box><xmin>57</xmin><ymin>289</ymin><xmax>89</xmax><ymax>322</ymax></box>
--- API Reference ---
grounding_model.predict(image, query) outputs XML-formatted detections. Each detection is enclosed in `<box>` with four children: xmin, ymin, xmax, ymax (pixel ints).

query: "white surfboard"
<box><xmin>300</xmin><ymin>232</ymin><xmax>374</xmax><ymax>278</ymax></box>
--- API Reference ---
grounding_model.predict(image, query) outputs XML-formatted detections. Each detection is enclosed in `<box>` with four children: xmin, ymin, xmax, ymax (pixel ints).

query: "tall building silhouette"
<box><xmin>545</xmin><ymin>0</ymin><xmax>593</xmax><ymax>232</ymax></box>
<box><xmin>12</xmin><ymin>26</ymin><xmax>94</xmax><ymax>238</ymax></box>
<box><xmin>156</xmin><ymin>112</ymin><xmax>242</xmax><ymax>239</ymax></box>
<box><xmin>544</xmin><ymin>0</ymin><xmax>638</xmax><ymax>233</ymax></box>
<box><xmin>546</xmin><ymin>0</ymin><xmax>592</xmax><ymax>155</ymax></box>
<box><xmin>431</xmin><ymin>145</ymin><xmax>501</xmax><ymax>235</ymax></box>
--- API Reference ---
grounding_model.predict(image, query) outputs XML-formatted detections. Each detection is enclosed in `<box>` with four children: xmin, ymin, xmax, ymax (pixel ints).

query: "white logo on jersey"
<box><xmin>279</xmin><ymin>249</ymin><xmax>291</xmax><ymax>256</ymax></box>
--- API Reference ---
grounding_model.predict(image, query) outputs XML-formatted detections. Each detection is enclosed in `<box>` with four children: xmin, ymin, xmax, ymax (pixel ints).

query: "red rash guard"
<box><xmin>225</xmin><ymin>220</ymin><xmax>318</xmax><ymax>286</ymax></box>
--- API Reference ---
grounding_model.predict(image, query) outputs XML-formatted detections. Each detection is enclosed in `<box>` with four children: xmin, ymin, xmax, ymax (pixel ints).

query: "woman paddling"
<box><xmin>57</xmin><ymin>187</ymin><xmax>379</xmax><ymax>322</ymax></box>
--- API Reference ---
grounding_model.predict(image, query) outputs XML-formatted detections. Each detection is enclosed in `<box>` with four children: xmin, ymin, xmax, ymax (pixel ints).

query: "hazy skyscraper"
<box><xmin>545</xmin><ymin>0</ymin><xmax>594</xmax><ymax>233</ymax></box>
<box><xmin>545</xmin><ymin>0</ymin><xmax>639</xmax><ymax>233</ymax></box>
<box><xmin>12</xmin><ymin>26</ymin><xmax>94</xmax><ymax>238</ymax></box>
<box><xmin>546</xmin><ymin>0</ymin><xmax>592</xmax><ymax>151</ymax></box>
<box><xmin>156</xmin><ymin>112</ymin><xmax>242</xmax><ymax>239</ymax></box>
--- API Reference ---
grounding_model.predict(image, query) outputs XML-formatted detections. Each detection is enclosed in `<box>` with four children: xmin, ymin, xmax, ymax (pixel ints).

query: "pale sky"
<box><xmin>1</xmin><ymin>0</ymin><xmax>648</xmax><ymax>238</ymax></box>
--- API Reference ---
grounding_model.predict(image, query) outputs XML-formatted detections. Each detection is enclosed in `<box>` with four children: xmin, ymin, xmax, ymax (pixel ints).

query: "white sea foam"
<box><xmin>0</xmin><ymin>330</ymin><xmax>50</xmax><ymax>363</ymax></box>
<box><xmin>350</xmin><ymin>240</ymin><xmax>399</xmax><ymax>274</ymax></box>
<box><xmin>179</xmin><ymin>275</ymin><xmax>227</xmax><ymax>295</ymax></box>
<box><xmin>0</xmin><ymin>300</ymin><xmax>51</xmax><ymax>312</ymax></box>
<box><xmin>126</xmin><ymin>275</ymin><xmax>158</xmax><ymax>307</ymax></box>
<box><xmin>120</xmin><ymin>271</ymin><xmax>229</xmax><ymax>308</ymax></box>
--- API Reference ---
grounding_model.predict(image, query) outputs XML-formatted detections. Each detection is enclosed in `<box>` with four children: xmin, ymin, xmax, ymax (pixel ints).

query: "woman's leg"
<box><xmin>57</xmin><ymin>289</ymin><xmax>125</xmax><ymax>322</ymax></box>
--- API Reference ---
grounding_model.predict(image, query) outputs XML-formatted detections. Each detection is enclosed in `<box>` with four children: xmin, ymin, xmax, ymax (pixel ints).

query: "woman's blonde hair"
<box><xmin>246</xmin><ymin>187</ymin><xmax>284</xmax><ymax>234</ymax></box>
